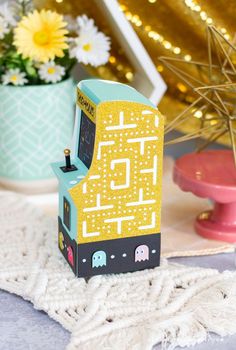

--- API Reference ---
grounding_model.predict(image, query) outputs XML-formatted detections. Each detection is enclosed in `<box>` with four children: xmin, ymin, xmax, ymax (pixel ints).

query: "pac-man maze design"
<box><xmin>52</xmin><ymin>80</ymin><xmax>164</xmax><ymax>278</ymax></box>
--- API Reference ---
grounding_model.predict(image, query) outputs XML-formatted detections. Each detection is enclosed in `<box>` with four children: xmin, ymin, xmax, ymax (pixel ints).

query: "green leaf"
<box><xmin>24</xmin><ymin>60</ymin><xmax>37</xmax><ymax>77</ymax></box>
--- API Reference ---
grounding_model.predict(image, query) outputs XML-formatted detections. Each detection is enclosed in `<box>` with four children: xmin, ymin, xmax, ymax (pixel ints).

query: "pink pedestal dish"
<box><xmin>174</xmin><ymin>150</ymin><xmax>236</xmax><ymax>243</ymax></box>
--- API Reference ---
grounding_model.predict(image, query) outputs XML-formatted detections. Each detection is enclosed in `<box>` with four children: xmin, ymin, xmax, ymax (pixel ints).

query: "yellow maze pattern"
<box><xmin>70</xmin><ymin>101</ymin><xmax>164</xmax><ymax>244</ymax></box>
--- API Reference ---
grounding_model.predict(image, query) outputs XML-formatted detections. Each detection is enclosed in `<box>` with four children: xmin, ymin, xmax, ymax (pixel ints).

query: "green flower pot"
<box><xmin>0</xmin><ymin>77</ymin><xmax>75</xmax><ymax>193</ymax></box>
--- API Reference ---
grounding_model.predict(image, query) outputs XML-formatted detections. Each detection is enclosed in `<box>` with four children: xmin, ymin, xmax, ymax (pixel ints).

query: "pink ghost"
<box><xmin>67</xmin><ymin>246</ymin><xmax>74</xmax><ymax>266</ymax></box>
<box><xmin>135</xmin><ymin>245</ymin><xmax>149</xmax><ymax>262</ymax></box>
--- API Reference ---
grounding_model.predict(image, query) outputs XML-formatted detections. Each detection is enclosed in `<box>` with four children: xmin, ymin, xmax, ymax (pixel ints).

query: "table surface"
<box><xmin>1</xmin><ymin>136</ymin><xmax>233</xmax><ymax>350</ymax></box>
<box><xmin>0</xmin><ymin>253</ymin><xmax>236</xmax><ymax>350</ymax></box>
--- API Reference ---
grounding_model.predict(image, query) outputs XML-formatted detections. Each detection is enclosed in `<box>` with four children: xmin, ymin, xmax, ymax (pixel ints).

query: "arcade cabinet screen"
<box><xmin>78</xmin><ymin>110</ymin><xmax>96</xmax><ymax>169</ymax></box>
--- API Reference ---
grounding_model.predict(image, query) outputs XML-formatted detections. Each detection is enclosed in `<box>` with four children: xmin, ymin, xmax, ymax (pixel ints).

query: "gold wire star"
<box><xmin>159</xmin><ymin>26</ymin><xmax>236</xmax><ymax>166</ymax></box>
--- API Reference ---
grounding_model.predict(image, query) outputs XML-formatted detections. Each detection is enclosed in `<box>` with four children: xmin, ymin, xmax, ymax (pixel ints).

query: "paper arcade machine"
<box><xmin>52</xmin><ymin>79</ymin><xmax>164</xmax><ymax>277</ymax></box>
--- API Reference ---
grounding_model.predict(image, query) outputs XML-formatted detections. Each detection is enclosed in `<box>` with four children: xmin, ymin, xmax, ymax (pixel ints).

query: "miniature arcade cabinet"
<box><xmin>52</xmin><ymin>79</ymin><xmax>164</xmax><ymax>277</ymax></box>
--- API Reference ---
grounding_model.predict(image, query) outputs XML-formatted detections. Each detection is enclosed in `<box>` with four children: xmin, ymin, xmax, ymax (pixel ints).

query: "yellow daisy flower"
<box><xmin>13</xmin><ymin>10</ymin><xmax>68</xmax><ymax>62</ymax></box>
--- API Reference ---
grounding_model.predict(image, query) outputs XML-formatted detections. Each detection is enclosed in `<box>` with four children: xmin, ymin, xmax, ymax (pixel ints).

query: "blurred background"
<box><xmin>0</xmin><ymin>0</ymin><xmax>233</xmax><ymax>194</ymax></box>
<box><xmin>38</xmin><ymin>0</ymin><xmax>235</xmax><ymax>150</ymax></box>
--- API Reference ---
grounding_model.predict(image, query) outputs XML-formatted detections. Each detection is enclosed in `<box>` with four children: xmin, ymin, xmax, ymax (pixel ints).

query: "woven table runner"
<box><xmin>0</xmin><ymin>192</ymin><xmax>236</xmax><ymax>349</ymax></box>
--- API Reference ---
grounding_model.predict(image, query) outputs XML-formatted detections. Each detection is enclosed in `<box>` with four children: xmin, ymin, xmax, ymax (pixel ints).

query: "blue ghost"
<box><xmin>92</xmin><ymin>250</ymin><xmax>107</xmax><ymax>268</ymax></box>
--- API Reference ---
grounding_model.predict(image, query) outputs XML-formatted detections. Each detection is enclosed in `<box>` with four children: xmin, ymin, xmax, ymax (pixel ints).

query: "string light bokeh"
<box><xmin>36</xmin><ymin>0</ymin><xmax>236</xmax><ymax>147</ymax></box>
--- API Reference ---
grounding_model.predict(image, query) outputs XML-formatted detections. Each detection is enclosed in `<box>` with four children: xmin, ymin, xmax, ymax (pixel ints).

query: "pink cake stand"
<box><xmin>173</xmin><ymin>150</ymin><xmax>236</xmax><ymax>243</ymax></box>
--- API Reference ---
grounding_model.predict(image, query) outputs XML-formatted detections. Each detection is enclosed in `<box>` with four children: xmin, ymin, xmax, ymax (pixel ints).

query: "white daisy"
<box><xmin>2</xmin><ymin>68</ymin><xmax>28</xmax><ymax>86</ymax></box>
<box><xmin>38</xmin><ymin>61</ymin><xmax>65</xmax><ymax>83</ymax></box>
<box><xmin>76</xmin><ymin>15</ymin><xmax>97</xmax><ymax>34</ymax></box>
<box><xmin>0</xmin><ymin>2</ymin><xmax>16</xmax><ymax>26</ymax></box>
<box><xmin>63</xmin><ymin>14</ymin><xmax>77</xmax><ymax>32</ymax></box>
<box><xmin>0</xmin><ymin>2</ymin><xmax>16</xmax><ymax>39</ymax></box>
<box><xmin>0</xmin><ymin>15</ymin><xmax>9</xmax><ymax>39</ymax></box>
<box><xmin>69</xmin><ymin>15</ymin><xmax>110</xmax><ymax>67</ymax></box>
<box><xmin>11</xmin><ymin>0</ymin><xmax>33</xmax><ymax>19</ymax></box>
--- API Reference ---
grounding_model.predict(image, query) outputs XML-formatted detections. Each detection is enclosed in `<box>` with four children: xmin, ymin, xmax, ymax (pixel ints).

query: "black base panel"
<box><xmin>58</xmin><ymin>217</ymin><xmax>161</xmax><ymax>278</ymax></box>
<box><xmin>77</xmin><ymin>234</ymin><xmax>161</xmax><ymax>277</ymax></box>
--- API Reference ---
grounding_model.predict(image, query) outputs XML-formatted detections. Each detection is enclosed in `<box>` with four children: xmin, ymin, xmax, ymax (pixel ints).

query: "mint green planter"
<box><xmin>0</xmin><ymin>78</ymin><xmax>75</xmax><ymax>193</ymax></box>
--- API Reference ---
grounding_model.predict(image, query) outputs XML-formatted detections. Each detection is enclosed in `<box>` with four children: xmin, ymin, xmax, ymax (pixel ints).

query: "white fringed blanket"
<box><xmin>0</xmin><ymin>192</ymin><xmax>236</xmax><ymax>350</ymax></box>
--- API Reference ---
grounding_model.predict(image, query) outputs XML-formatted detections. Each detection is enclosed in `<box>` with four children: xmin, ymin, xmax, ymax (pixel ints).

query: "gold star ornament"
<box><xmin>159</xmin><ymin>26</ymin><xmax>236</xmax><ymax>166</ymax></box>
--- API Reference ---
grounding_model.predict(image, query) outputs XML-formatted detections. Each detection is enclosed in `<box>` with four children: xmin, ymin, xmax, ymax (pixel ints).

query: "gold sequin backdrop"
<box><xmin>37</xmin><ymin>0</ymin><xmax>236</xmax><ymax>147</ymax></box>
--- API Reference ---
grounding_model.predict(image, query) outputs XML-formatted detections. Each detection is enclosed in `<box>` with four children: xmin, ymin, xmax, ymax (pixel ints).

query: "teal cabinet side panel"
<box><xmin>59</xmin><ymin>184</ymin><xmax>77</xmax><ymax>241</ymax></box>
